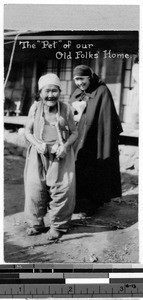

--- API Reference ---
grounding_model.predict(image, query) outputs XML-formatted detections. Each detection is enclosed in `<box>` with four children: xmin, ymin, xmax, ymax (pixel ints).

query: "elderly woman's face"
<box><xmin>40</xmin><ymin>84</ymin><xmax>60</xmax><ymax>107</ymax></box>
<box><xmin>74</xmin><ymin>76</ymin><xmax>90</xmax><ymax>91</ymax></box>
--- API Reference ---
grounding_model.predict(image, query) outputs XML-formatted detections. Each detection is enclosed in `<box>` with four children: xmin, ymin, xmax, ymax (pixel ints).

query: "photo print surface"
<box><xmin>4</xmin><ymin>28</ymin><xmax>139</xmax><ymax>263</ymax></box>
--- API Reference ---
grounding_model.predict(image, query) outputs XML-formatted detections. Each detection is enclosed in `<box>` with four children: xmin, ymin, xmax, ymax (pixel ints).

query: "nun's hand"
<box><xmin>56</xmin><ymin>144</ymin><xmax>67</xmax><ymax>159</ymax></box>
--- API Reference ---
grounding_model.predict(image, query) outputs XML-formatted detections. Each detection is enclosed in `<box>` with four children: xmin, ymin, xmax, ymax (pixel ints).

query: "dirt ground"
<box><xmin>4</xmin><ymin>154</ymin><xmax>138</xmax><ymax>263</ymax></box>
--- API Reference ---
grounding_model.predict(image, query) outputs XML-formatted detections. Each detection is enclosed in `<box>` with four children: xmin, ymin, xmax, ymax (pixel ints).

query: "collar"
<box><xmin>74</xmin><ymin>88</ymin><xmax>97</xmax><ymax>100</ymax></box>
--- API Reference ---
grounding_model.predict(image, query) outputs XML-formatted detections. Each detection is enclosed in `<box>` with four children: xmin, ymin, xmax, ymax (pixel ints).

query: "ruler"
<box><xmin>0</xmin><ymin>264</ymin><xmax>143</xmax><ymax>298</ymax></box>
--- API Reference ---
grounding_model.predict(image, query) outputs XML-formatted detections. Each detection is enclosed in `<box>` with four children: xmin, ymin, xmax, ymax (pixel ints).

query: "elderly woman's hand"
<box><xmin>35</xmin><ymin>142</ymin><xmax>47</xmax><ymax>154</ymax></box>
<box><xmin>56</xmin><ymin>144</ymin><xmax>67</xmax><ymax>159</ymax></box>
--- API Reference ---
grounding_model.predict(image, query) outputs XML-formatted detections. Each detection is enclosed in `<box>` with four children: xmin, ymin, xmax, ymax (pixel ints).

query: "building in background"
<box><xmin>4</xmin><ymin>31</ymin><xmax>139</xmax><ymax>130</ymax></box>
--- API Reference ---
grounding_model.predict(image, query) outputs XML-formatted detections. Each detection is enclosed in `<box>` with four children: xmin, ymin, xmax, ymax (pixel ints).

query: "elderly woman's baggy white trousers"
<box><xmin>24</xmin><ymin>144</ymin><xmax>75</xmax><ymax>231</ymax></box>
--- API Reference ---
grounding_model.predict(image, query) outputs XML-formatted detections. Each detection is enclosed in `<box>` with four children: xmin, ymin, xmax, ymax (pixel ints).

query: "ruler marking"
<box><xmin>1</xmin><ymin>266</ymin><xmax>143</xmax><ymax>297</ymax></box>
<box><xmin>73</xmin><ymin>283</ymin><xmax>75</xmax><ymax>295</ymax></box>
<box><xmin>124</xmin><ymin>283</ymin><xmax>126</xmax><ymax>295</ymax></box>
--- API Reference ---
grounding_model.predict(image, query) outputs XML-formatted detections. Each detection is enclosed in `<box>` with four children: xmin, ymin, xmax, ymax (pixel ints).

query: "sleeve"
<box><xmin>25</xmin><ymin>101</ymin><xmax>38</xmax><ymax>135</ymax></box>
<box><xmin>66</xmin><ymin>104</ymin><xmax>77</xmax><ymax>133</ymax></box>
<box><xmin>27</xmin><ymin>101</ymin><xmax>38</xmax><ymax>119</ymax></box>
<box><xmin>97</xmin><ymin>87</ymin><xmax>121</xmax><ymax>159</ymax></box>
<box><xmin>64</xmin><ymin>104</ymin><xmax>78</xmax><ymax>147</ymax></box>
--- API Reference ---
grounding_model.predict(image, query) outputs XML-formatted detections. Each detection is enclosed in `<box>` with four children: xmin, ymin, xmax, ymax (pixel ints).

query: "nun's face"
<box><xmin>74</xmin><ymin>76</ymin><xmax>90</xmax><ymax>91</ymax></box>
<box><xmin>40</xmin><ymin>84</ymin><xmax>60</xmax><ymax>107</ymax></box>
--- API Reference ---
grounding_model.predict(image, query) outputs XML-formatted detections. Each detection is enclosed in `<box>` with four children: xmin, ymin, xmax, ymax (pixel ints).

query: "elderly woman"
<box><xmin>70</xmin><ymin>65</ymin><xmax>122</xmax><ymax>215</ymax></box>
<box><xmin>24</xmin><ymin>73</ymin><xmax>78</xmax><ymax>239</ymax></box>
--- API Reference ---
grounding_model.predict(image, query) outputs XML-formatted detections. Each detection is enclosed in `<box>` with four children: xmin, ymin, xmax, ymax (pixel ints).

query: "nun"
<box><xmin>70</xmin><ymin>65</ymin><xmax>122</xmax><ymax>215</ymax></box>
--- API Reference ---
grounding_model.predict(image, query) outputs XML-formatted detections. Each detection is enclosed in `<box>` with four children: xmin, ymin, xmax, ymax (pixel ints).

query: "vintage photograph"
<box><xmin>4</xmin><ymin>7</ymin><xmax>139</xmax><ymax>263</ymax></box>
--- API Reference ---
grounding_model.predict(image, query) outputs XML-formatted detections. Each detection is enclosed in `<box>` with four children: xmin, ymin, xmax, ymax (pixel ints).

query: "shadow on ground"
<box><xmin>4</xmin><ymin>155</ymin><xmax>139</xmax><ymax>263</ymax></box>
<box><xmin>4</xmin><ymin>191</ymin><xmax>138</xmax><ymax>263</ymax></box>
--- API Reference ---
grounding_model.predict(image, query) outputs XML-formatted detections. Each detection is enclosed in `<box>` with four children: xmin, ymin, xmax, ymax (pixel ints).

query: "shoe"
<box><xmin>26</xmin><ymin>220</ymin><xmax>45</xmax><ymax>236</ymax></box>
<box><xmin>47</xmin><ymin>228</ymin><xmax>63</xmax><ymax>240</ymax></box>
<box><xmin>26</xmin><ymin>225</ymin><xmax>44</xmax><ymax>236</ymax></box>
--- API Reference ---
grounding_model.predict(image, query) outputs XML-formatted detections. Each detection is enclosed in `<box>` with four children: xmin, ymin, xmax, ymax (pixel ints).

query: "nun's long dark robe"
<box><xmin>70</xmin><ymin>78</ymin><xmax>123</xmax><ymax>212</ymax></box>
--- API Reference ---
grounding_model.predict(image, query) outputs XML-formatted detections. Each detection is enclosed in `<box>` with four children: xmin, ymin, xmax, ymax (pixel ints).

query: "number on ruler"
<box><xmin>68</xmin><ymin>286</ymin><xmax>73</xmax><ymax>294</ymax></box>
<box><xmin>120</xmin><ymin>286</ymin><xmax>124</xmax><ymax>292</ymax></box>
